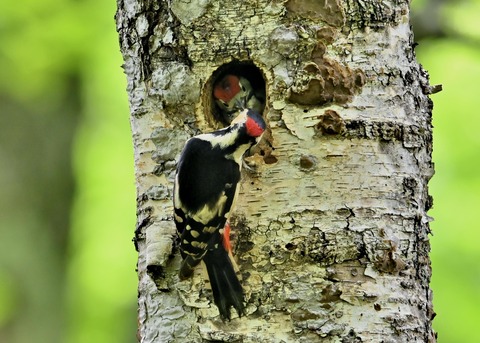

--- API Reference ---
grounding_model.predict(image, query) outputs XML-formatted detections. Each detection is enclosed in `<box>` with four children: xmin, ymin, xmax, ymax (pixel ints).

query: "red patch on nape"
<box><xmin>246</xmin><ymin>116</ymin><xmax>265</xmax><ymax>137</ymax></box>
<box><xmin>213</xmin><ymin>75</ymin><xmax>241</xmax><ymax>102</ymax></box>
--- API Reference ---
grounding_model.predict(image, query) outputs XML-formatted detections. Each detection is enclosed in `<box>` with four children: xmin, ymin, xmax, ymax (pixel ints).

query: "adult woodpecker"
<box><xmin>173</xmin><ymin>109</ymin><xmax>266</xmax><ymax>319</ymax></box>
<box><xmin>213</xmin><ymin>74</ymin><xmax>264</xmax><ymax>124</ymax></box>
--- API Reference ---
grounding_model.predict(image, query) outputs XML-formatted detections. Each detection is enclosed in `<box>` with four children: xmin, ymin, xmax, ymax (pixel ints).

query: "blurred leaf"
<box><xmin>443</xmin><ymin>0</ymin><xmax>480</xmax><ymax>41</ymax></box>
<box><xmin>417</xmin><ymin>39</ymin><xmax>480</xmax><ymax>343</ymax></box>
<box><xmin>0</xmin><ymin>270</ymin><xmax>18</xmax><ymax>326</ymax></box>
<box><xmin>0</xmin><ymin>0</ymin><xmax>136</xmax><ymax>342</ymax></box>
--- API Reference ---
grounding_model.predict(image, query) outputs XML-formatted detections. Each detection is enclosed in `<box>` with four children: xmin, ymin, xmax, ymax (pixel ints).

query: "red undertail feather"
<box><xmin>222</xmin><ymin>222</ymin><xmax>232</xmax><ymax>253</ymax></box>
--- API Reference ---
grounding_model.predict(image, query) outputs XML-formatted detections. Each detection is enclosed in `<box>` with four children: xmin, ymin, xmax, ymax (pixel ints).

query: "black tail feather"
<box><xmin>203</xmin><ymin>248</ymin><xmax>244</xmax><ymax>320</ymax></box>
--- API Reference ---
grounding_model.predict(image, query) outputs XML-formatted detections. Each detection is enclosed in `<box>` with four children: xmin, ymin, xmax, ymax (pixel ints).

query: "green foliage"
<box><xmin>0</xmin><ymin>0</ymin><xmax>136</xmax><ymax>342</ymax></box>
<box><xmin>417</xmin><ymin>39</ymin><xmax>480</xmax><ymax>343</ymax></box>
<box><xmin>66</xmin><ymin>23</ymin><xmax>138</xmax><ymax>343</ymax></box>
<box><xmin>443</xmin><ymin>0</ymin><xmax>480</xmax><ymax>41</ymax></box>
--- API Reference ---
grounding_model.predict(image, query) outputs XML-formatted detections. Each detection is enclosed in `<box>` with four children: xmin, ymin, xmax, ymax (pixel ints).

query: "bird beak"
<box><xmin>234</xmin><ymin>97</ymin><xmax>247</xmax><ymax>110</ymax></box>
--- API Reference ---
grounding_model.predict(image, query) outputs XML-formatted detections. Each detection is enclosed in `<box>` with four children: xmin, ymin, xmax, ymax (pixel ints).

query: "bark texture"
<box><xmin>116</xmin><ymin>0</ymin><xmax>436</xmax><ymax>341</ymax></box>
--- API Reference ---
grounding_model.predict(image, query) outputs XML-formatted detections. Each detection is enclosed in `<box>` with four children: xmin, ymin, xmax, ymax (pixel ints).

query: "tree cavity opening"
<box><xmin>204</xmin><ymin>61</ymin><xmax>267</xmax><ymax>127</ymax></box>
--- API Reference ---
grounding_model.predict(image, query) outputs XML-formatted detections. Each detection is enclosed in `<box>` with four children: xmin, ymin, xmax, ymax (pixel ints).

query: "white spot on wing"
<box><xmin>203</xmin><ymin>226</ymin><xmax>217</xmax><ymax>233</ymax></box>
<box><xmin>191</xmin><ymin>241</ymin><xmax>208</xmax><ymax>249</ymax></box>
<box><xmin>190</xmin><ymin>192</ymin><xmax>229</xmax><ymax>224</ymax></box>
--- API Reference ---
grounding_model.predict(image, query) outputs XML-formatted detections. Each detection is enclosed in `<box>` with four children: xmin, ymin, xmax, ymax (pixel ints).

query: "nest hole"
<box><xmin>203</xmin><ymin>60</ymin><xmax>267</xmax><ymax>127</ymax></box>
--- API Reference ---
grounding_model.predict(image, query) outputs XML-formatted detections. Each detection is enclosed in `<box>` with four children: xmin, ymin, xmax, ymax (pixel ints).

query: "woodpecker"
<box><xmin>213</xmin><ymin>74</ymin><xmax>264</xmax><ymax>124</ymax></box>
<box><xmin>173</xmin><ymin>109</ymin><xmax>266</xmax><ymax>319</ymax></box>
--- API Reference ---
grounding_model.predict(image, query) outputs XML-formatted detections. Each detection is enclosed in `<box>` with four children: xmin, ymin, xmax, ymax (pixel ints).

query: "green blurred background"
<box><xmin>0</xmin><ymin>0</ymin><xmax>478</xmax><ymax>342</ymax></box>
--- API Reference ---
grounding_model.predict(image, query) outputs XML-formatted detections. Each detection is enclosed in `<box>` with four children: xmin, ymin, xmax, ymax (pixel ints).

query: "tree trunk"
<box><xmin>116</xmin><ymin>0</ymin><xmax>436</xmax><ymax>341</ymax></box>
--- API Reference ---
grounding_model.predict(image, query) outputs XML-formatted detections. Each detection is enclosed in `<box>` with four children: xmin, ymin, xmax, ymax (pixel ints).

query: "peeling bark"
<box><xmin>116</xmin><ymin>0</ymin><xmax>436</xmax><ymax>341</ymax></box>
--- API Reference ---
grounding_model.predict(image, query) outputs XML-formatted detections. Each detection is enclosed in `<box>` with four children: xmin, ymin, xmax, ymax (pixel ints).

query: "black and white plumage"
<box><xmin>173</xmin><ymin>109</ymin><xmax>266</xmax><ymax>319</ymax></box>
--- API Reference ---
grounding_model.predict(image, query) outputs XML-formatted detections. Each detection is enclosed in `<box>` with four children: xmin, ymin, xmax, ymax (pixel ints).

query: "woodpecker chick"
<box><xmin>173</xmin><ymin>109</ymin><xmax>266</xmax><ymax>319</ymax></box>
<box><xmin>213</xmin><ymin>74</ymin><xmax>264</xmax><ymax>124</ymax></box>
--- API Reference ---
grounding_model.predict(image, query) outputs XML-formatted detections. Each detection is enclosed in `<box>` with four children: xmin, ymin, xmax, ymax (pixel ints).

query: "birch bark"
<box><xmin>116</xmin><ymin>0</ymin><xmax>436</xmax><ymax>341</ymax></box>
